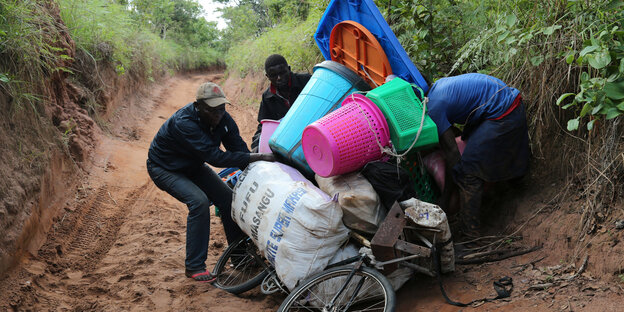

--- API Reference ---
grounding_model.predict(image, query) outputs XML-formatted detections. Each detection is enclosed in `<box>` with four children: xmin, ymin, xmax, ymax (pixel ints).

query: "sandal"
<box><xmin>185</xmin><ymin>269</ymin><xmax>217</xmax><ymax>283</ymax></box>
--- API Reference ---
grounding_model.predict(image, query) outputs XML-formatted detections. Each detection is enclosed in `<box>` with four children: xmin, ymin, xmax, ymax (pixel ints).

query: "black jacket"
<box><xmin>148</xmin><ymin>103</ymin><xmax>250</xmax><ymax>174</ymax></box>
<box><xmin>251</xmin><ymin>72</ymin><xmax>312</xmax><ymax>150</ymax></box>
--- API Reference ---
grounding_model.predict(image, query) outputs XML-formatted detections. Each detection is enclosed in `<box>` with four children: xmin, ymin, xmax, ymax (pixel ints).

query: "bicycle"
<box><xmin>278</xmin><ymin>201</ymin><xmax>446</xmax><ymax>312</ymax></box>
<box><xmin>213</xmin><ymin>172</ymin><xmax>448</xmax><ymax>311</ymax></box>
<box><xmin>212</xmin><ymin>235</ymin><xmax>290</xmax><ymax>295</ymax></box>
<box><xmin>277</xmin><ymin>243</ymin><xmax>396</xmax><ymax>311</ymax></box>
<box><xmin>212</xmin><ymin>168</ymin><xmax>287</xmax><ymax>295</ymax></box>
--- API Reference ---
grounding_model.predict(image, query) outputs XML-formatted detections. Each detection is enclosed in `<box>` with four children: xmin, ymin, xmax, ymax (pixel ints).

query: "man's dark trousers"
<box><xmin>147</xmin><ymin>160</ymin><xmax>243</xmax><ymax>271</ymax></box>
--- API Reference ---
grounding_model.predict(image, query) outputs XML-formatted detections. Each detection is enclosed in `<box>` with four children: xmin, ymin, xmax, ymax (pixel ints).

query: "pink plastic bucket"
<box><xmin>302</xmin><ymin>93</ymin><xmax>390</xmax><ymax>177</ymax></box>
<box><xmin>259</xmin><ymin>119</ymin><xmax>280</xmax><ymax>153</ymax></box>
<box><xmin>422</xmin><ymin>137</ymin><xmax>466</xmax><ymax>190</ymax></box>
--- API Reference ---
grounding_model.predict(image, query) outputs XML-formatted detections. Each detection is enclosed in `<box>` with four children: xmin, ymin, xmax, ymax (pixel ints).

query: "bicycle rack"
<box><xmin>261</xmin><ymin>271</ymin><xmax>288</xmax><ymax>295</ymax></box>
<box><xmin>370</xmin><ymin>202</ymin><xmax>405</xmax><ymax>273</ymax></box>
<box><xmin>370</xmin><ymin>201</ymin><xmax>433</xmax><ymax>275</ymax></box>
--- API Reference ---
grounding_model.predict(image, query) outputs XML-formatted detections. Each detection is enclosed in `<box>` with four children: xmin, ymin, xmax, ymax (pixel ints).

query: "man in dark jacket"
<box><xmin>147</xmin><ymin>82</ymin><xmax>274</xmax><ymax>282</ymax></box>
<box><xmin>250</xmin><ymin>54</ymin><xmax>312</xmax><ymax>151</ymax></box>
<box><xmin>427</xmin><ymin>73</ymin><xmax>529</xmax><ymax>238</ymax></box>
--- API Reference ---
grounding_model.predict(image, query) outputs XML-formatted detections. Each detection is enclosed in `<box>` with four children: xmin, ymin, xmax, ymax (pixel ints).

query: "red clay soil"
<box><xmin>0</xmin><ymin>72</ymin><xmax>622</xmax><ymax>311</ymax></box>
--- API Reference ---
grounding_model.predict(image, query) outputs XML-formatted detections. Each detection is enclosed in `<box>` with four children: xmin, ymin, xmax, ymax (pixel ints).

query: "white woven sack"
<box><xmin>232</xmin><ymin>161</ymin><xmax>349</xmax><ymax>290</ymax></box>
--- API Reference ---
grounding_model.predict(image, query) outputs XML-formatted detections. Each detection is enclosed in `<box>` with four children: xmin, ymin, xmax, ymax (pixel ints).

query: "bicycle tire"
<box><xmin>212</xmin><ymin>236</ymin><xmax>269</xmax><ymax>294</ymax></box>
<box><xmin>278</xmin><ymin>265</ymin><xmax>396</xmax><ymax>312</ymax></box>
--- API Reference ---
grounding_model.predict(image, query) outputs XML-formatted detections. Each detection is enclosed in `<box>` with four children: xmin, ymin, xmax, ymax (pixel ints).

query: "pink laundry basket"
<box><xmin>302</xmin><ymin>93</ymin><xmax>390</xmax><ymax>177</ymax></box>
<box><xmin>258</xmin><ymin>119</ymin><xmax>280</xmax><ymax>153</ymax></box>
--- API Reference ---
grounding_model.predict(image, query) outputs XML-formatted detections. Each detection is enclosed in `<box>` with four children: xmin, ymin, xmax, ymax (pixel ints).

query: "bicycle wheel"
<box><xmin>212</xmin><ymin>236</ymin><xmax>269</xmax><ymax>294</ymax></box>
<box><xmin>278</xmin><ymin>265</ymin><xmax>396</xmax><ymax>312</ymax></box>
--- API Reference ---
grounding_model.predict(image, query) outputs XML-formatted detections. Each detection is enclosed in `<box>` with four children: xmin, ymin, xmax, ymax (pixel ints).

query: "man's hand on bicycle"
<box><xmin>249</xmin><ymin>153</ymin><xmax>276</xmax><ymax>163</ymax></box>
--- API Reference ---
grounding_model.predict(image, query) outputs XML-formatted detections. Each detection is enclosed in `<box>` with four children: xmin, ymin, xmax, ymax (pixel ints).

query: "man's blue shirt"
<box><xmin>148</xmin><ymin>103</ymin><xmax>250</xmax><ymax>173</ymax></box>
<box><xmin>427</xmin><ymin>73</ymin><xmax>520</xmax><ymax>135</ymax></box>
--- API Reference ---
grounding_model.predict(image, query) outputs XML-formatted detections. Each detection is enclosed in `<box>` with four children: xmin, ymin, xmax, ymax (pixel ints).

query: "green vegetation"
<box><xmin>0</xmin><ymin>0</ymin><xmax>62</xmax><ymax>112</ymax></box>
<box><xmin>1</xmin><ymin>0</ymin><xmax>224</xmax><ymax>116</ymax></box>
<box><xmin>225</xmin><ymin>12</ymin><xmax>323</xmax><ymax>76</ymax></box>
<box><xmin>375</xmin><ymin>0</ymin><xmax>624</xmax><ymax>132</ymax></box>
<box><xmin>221</xmin><ymin>0</ymin><xmax>326</xmax><ymax>75</ymax></box>
<box><xmin>59</xmin><ymin>0</ymin><xmax>223</xmax><ymax>78</ymax></box>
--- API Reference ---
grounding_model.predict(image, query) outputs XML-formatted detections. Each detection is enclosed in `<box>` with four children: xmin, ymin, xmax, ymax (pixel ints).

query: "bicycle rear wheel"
<box><xmin>212</xmin><ymin>236</ymin><xmax>269</xmax><ymax>294</ymax></box>
<box><xmin>278</xmin><ymin>265</ymin><xmax>396</xmax><ymax>312</ymax></box>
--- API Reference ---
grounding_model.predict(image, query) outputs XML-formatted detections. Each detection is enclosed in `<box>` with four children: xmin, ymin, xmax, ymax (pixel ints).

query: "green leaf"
<box><xmin>0</xmin><ymin>73</ymin><xmax>8</xmax><ymax>83</ymax></box>
<box><xmin>567</xmin><ymin>118</ymin><xmax>580</xmax><ymax>131</ymax></box>
<box><xmin>543</xmin><ymin>25</ymin><xmax>561</xmax><ymax>35</ymax></box>
<box><xmin>531</xmin><ymin>55</ymin><xmax>544</xmax><ymax>66</ymax></box>
<box><xmin>598</xmin><ymin>30</ymin><xmax>609</xmax><ymax>40</ymax></box>
<box><xmin>581</xmin><ymin>72</ymin><xmax>590</xmax><ymax>82</ymax></box>
<box><xmin>505</xmin><ymin>36</ymin><xmax>517</xmax><ymax>45</ymax></box>
<box><xmin>605</xmin><ymin>107</ymin><xmax>622</xmax><ymax>119</ymax></box>
<box><xmin>509</xmin><ymin>47</ymin><xmax>518</xmax><ymax>55</ymax></box>
<box><xmin>604</xmin><ymin>81</ymin><xmax>624</xmax><ymax>100</ymax></box>
<box><xmin>566</xmin><ymin>53</ymin><xmax>575</xmax><ymax>64</ymax></box>
<box><xmin>506</xmin><ymin>15</ymin><xmax>517</xmax><ymax>27</ymax></box>
<box><xmin>620</xmin><ymin>59</ymin><xmax>624</xmax><ymax>73</ymax></box>
<box><xmin>587</xmin><ymin>49</ymin><xmax>611</xmax><ymax>69</ymax></box>
<box><xmin>497</xmin><ymin>31</ymin><xmax>510</xmax><ymax>43</ymax></box>
<box><xmin>575</xmin><ymin>90</ymin><xmax>588</xmax><ymax>103</ymax></box>
<box><xmin>587</xmin><ymin>119</ymin><xmax>597</xmax><ymax>131</ymax></box>
<box><xmin>592</xmin><ymin>104</ymin><xmax>604</xmax><ymax>114</ymax></box>
<box><xmin>580</xmin><ymin>102</ymin><xmax>592</xmax><ymax>117</ymax></box>
<box><xmin>519</xmin><ymin>33</ymin><xmax>534</xmax><ymax>44</ymax></box>
<box><xmin>591</xmin><ymin>37</ymin><xmax>600</xmax><ymax>47</ymax></box>
<box><xmin>557</xmin><ymin>93</ymin><xmax>575</xmax><ymax>106</ymax></box>
<box><xmin>579</xmin><ymin>45</ymin><xmax>598</xmax><ymax>57</ymax></box>
<box><xmin>617</xmin><ymin>102</ymin><xmax>624</xmax><ymax>111</ymax></box>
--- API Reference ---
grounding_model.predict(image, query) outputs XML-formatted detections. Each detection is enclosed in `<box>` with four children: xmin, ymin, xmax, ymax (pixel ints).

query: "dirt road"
<box><xmin>1</xmin><ymin>72</ymin><xmax>621</xmax><ymax>311</ymax></box>
<box><xmin>0</xmin><ymin>73</ymin><xmax>281</xmax><ymax>311</ymax></box>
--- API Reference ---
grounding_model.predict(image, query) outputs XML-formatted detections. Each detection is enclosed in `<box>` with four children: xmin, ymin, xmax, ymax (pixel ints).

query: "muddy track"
<box><xmin>1</xmin><ymin>182</ymin><xmax>150</xmax><ymax>310</ymax></box>
<box><xmin>48</xmin><ymin>185</ymin><xmax>126</xmax><ymax>270</ymax></box>
<box><xmin>0</xmin><ymin>73</ymin><xmax>281</xmax><ymax>312</ymax></box>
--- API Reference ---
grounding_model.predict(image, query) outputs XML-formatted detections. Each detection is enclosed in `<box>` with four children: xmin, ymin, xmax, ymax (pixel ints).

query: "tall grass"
<box><xmin>225</xmin><ymin>9</ymin><xmax>324</xmax><ymax>76</ymax></box>
<box><xmin>0</xmin><ymin>0</ymin><xmax>63</xmax><ymax>168</ymax></box>
<box><xmin>0</xmin><ymin>0</ymin><xmax>65</xmax><ymax>112</ymax></box>
<box><xmin>58</xmin><ymin>0</ymin><xmax>222</xmax><ymax>78</ymax></box>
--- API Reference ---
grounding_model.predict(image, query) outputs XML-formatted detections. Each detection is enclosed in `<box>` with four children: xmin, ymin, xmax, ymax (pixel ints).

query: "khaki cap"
<box><xmin>196</xmin><ymin>82</ymin><xmax>230</xmax><ymax>107</ymax></box>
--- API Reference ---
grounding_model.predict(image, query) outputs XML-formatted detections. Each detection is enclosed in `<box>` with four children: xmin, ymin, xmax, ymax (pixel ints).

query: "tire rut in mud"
<box><xmin>41</xmin><ymin>184</ymin><xmax>126</xmax><ymax>272</ymax></box>
<box><xmin>0</xmin><ymin>183</ymin><xmax>148</xmax><ymax>310</ymax></box>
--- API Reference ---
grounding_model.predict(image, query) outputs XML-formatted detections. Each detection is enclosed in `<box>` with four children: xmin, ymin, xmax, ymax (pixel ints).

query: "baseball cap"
<box><xmin>196</xmin><ymin>82</ymin><xmax>230</xmax><ymax>107</ymax></box>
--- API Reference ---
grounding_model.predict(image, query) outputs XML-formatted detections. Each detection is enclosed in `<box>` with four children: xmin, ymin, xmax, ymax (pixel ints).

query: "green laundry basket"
<box><xmin>366</xmin><ymin>78</ymin><xmax>439</xmax><ymax>152</ymax></box>
<box><xmin>401</xmin><ymin>152</ymin><xmax>439</xmax><ymax>204</ymax></box>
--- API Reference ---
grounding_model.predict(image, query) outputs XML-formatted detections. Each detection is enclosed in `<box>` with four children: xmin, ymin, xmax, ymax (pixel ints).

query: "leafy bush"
<box><xmin>225</xmin><ymin>9</ymin><xmax>323</xmax><ymax>76</ymax></box>
<box><xmin>555</xmin><ymin>2</ymin><xmax>624</xmax><ymax>131</ymax></box>
<box><xmin>378</xmin><ymin>0</ymin><xmax>624</xmax><ymax>132</ymax></box>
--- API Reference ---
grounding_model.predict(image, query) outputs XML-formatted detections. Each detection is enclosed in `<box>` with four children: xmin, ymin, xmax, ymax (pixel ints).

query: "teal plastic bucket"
<box><xmin>269</xmin><ymin>61</ymin><xmax>370</xmax><ymax>175</ymax></box>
